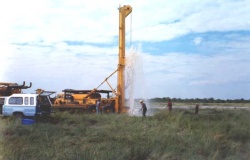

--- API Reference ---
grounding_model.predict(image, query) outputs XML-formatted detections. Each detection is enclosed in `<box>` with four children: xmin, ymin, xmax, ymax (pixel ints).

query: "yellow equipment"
<box><xmin>52</xmin><ymin>89</ymin><xmax>116</xmax><ymax>113</ymax></box>
<box><xmin>52</xmin><ymin>5</ymin><xmax>132</xmax><ymax>113</ymax></box>
<box><xmin>85</xmin><ymin>5</ymin><xmax>132</xmax><ymax>113</ymax></box>
<box><xmin>117</xmin><ymin>5</ymin><xmax>132</xmax><ymax>113</ymax></box>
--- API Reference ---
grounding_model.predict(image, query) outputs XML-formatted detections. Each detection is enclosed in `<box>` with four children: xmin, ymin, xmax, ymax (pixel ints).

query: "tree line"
<box><xmin>149</xmin><ymin>97</ymin><xmax>250</xmax><ymax>103</ymax></box>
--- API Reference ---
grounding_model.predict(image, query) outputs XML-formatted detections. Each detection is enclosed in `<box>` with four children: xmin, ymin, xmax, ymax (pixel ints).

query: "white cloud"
<box><xmin>131</xmin><ymin>0</ymin><xmax>250</xmax><ymax>41</ymax></box>
<box><xmin>1</xmin><ymin>0</ymin><xmax>250</xmax><ymax>99</ymax></box>
<box><xmin>1</xmin><ymin>36</ymin><xmax>250</xmax><ymax>99</ymax></box>
<box><xmin>1</xmin><ymin>42</ymin><xmax>118</xmax><ymax>93</ymax></box>
<box><xmin>142</xmin><ymin>51</ymin><xmax>250</xmax><ymax>99</ymax></box>
<box><xmin>194</xmin><ymin>37</ymin><xmax>202</xmax><ymax>45</ymax></box>
<box><xmin>0</xmin><ymin>43</ymin><xmax>15</xmax><ymax>81</ymax></box>
<box><xmin>1</xmin><ymin>0</ymin><xmax>249</xmax><ymax>44</ymax></box>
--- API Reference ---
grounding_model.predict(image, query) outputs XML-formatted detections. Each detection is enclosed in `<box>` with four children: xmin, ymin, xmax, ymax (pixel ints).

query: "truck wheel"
<box><xmin>88</xmin><ymin>105</ymin><xmax>96</xmax><ymax>113</ymax></box>
<box><xmin>102</xmin><ymin>105</ymin><xmax>114</xmax><ymax>113</ymax></box>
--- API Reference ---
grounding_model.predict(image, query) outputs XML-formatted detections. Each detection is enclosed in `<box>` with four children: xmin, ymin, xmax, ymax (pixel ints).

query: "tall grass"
<box><xmin>0</xmin><ymin>109</ymin><xmax>249</xmax><ymax>160</ymax></box>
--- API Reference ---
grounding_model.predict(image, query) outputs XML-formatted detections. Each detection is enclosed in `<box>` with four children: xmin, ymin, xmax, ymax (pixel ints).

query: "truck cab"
<box><xmin>1</xmin><ymin>91</ymin><xmax>55</xmax><ymax>118</ymax></box>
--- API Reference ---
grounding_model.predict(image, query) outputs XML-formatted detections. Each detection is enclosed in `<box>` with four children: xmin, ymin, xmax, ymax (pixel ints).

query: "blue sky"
<box><xmin>1</xmin><ymin>0</ymin><xmax>250</xmax><ymax>99</ymax></box>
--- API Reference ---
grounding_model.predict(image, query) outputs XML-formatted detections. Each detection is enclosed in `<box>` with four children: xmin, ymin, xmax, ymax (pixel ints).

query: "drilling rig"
<box><xmin>117</xmin><ymin>5</ymin><xmax>132</xmax><ymax>113</ymax></box>
<box><xmin>52</xmin><ymin>5</ymin><xmax>132</xmax><ymax>113</ymax></box>
<box><xmin>92</xmin><ymin>5</ymin><xmax>132</xmax><ymax>113</ymax></box>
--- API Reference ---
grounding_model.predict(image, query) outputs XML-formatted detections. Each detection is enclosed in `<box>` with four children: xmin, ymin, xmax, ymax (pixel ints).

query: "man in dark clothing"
<box><xmin>140</xmin><ymin>100</ymin><xmax>147</xmax><ymax>117</ymax></box>
<box><xmin>167</xmin><ymin>99</ymin><xmax>172</xmax><ymax>112</ymax></box>
<box><xmin>195</xmin><ymin>104</ymin><xmax>199</xmax><ymax>114</ymax></box>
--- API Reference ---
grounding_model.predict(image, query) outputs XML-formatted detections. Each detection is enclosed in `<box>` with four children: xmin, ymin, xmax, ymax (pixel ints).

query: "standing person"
<box><xmin>96</xmin><ymin>99</ymin><xmax>100</xmax><ymax>114</ymax></box>
<box><xmin>195</xmin><ymin>104</ymin><xmax>199</xmax><ymax>114</ymax></box>
<box><xmin>167</xmin><ymin>98</ymin><xmax>172</xmax><ymax>112</ymax></box>
<box><xmin>140</xmin><ymin>100</ymin><xmax>147</xmax><ymax>117</ymax></box>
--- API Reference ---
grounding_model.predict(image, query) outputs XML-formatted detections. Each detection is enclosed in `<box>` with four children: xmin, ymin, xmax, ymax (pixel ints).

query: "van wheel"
<box><xmin>14</xmin><ymin>113</ymin><xmax>24</xmax><ymax>119</ymax></box>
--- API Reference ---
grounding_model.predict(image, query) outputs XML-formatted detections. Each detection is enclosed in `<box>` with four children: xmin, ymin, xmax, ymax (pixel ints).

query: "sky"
<box><xmin>0</xmin><ymin>0</ymin><xmax>250</xmax><ymax>100</ymax></box>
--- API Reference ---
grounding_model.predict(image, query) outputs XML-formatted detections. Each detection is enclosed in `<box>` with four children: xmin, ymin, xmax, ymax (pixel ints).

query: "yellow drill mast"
<box><xmin>117</xmin><ymin>5</ymin><xmax>132</xmax><ymax>112</ymax></box>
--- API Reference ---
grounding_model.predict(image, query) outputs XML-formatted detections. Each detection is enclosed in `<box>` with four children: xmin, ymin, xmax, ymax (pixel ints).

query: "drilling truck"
<box><xmin>52</xmin><ymin>5</ymin><xmax>132</xmax><ymax>113</ymax></box>
<box><xmin>53</xmin><ymin>89</ymin><xmax>116</xmax><ymax>113</ymax></box>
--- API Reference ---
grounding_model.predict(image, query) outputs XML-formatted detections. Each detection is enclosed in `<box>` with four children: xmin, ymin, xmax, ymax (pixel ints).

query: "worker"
<box><xmin>167</xmin><ymin>98</ymin><xmax>172</xmax><ymax>112</ymax></box>
<box><xmin>96</xmin><ymin>99</ymin><xmax>100</xmax><ymax>114</ymax></box>
<box><xmin>195</xmin><ymin>104</ymin><xmax>199</xmax><ymax>114</ymax></box>
<box><xmin>140</xmin><ymin>100</ymin><xmax>147</xmax><ymax>117</ymax></box>
<box><xmin>37</xmin><ymin>97</ymin><xmax>42</xmax><ymax>112</ymax></box>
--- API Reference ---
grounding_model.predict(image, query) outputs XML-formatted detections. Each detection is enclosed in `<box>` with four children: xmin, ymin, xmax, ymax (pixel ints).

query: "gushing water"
<box><xmin>125</xmin><ymin>45</ymin><xmax>146</xmax><ymax>116</ymax></box>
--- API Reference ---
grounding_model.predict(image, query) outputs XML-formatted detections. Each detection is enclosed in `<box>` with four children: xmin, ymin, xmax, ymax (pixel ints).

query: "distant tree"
<box><xmin>195</xmin><ymin>98</ymin><xmax>200</xmax><ymax>103</ymax></box>
<box><xmin>203</xmin><ymin>98</ymin><xmax>208</xmax><ymax>103</ymax></box>
<box><xmin>162</xmin><ymin>97</ymin><xmax>168</xmax><ymax>101</ymax></box>
<box><xmin>240</xmin><ymin>98</ymin><xmax>245</xmax><ymax>102</ymax></box>
<box><xmin>208</xmin><ymin>97</ymin><xmax>214</xmax><ymax>103</ymax></box>
<box><xmin>149</xmin><ymin>97</ymin><xmax>250</xmax><ymax>103</ymax></box>
<box><xmin>172</xmin><ymin>97</ymin><xmax>177</xmax><ymax>102</ymax></box>
<box><xmin>152</xmin><ymin>97</ymin><xmax>161</xmax><ymax>102</ymax></box>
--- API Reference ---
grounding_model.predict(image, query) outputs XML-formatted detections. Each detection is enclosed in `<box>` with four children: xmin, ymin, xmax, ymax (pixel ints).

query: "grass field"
<box><xmin>0</xmin><ymin>108</ymin><xmax>249</xmax><ymax>160</ymax></box>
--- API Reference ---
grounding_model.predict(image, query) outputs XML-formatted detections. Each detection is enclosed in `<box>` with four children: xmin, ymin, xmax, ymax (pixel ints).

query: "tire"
<box><xmin>14</xmin><ymin>112</ymin><xmax>24</xmax><ymax>119</ymax></box>
<box><xmin>102</xmin><ymin>105</ymin><xmax>114</xmax><ymax>113</ymax></box>
<box><xmin>88</xmin><ymin>105</ymin><xmax>97</xmax><ymax>113</ymax></box>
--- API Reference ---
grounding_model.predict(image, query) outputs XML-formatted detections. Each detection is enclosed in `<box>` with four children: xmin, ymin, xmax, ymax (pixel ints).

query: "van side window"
<box><xmin>30</xmin><ymin>97</ymin><xmax>34</xmax><ymax>105</ymax></box>
<box><xmin>24</xmin><ymin>97</ymin><xmax>29</xmax><ymax>105</ymax></box>
<box><xmin>9</xmin><ymin>97</ymin><xmax>23</xmax><ymax>105</ymax></box>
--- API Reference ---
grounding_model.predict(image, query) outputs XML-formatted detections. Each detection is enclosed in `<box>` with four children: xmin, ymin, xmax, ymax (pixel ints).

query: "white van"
<box><xmin>1</xmin><ymin>91</ymin><xmax>55</xmax><ymax>118</ymax></box>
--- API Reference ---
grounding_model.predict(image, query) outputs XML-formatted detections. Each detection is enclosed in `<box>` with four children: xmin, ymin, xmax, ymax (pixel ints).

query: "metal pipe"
<box><xmin>117</xmin><ymin>5</ymin><xmax>132</xmax><ymax>112</ymax></box>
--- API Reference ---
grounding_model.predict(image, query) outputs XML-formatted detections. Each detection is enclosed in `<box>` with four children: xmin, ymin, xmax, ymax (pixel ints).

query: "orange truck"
<box><xmin>52</xmin><ymin>89</ymin><xmax>117</xmax><ymax>113</ymax></box>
